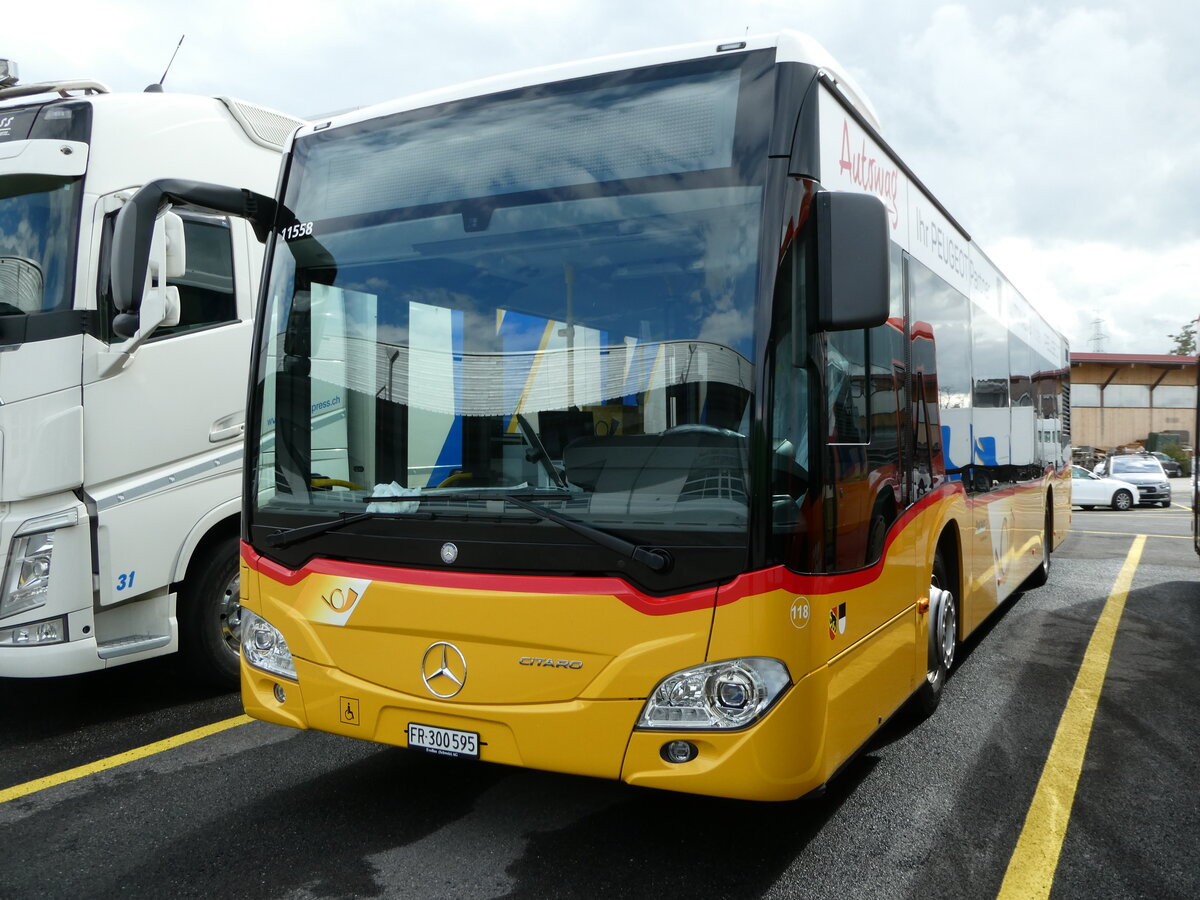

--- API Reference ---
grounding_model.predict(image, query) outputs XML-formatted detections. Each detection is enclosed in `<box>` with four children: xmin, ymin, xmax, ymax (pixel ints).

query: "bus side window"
<box><xmin>825</xmin><ymin>330</ymin><xmax>868</xmax><ymax>444</ymax></box>
<box><xmin>768</xmin><ymin>226</ymin><xmax>819</xmax><ymax>574</ymax></box>
<box><xmin>913</xmin><ymin>373</ymin><xmax>932</xmax><ymax>500</ymax></box>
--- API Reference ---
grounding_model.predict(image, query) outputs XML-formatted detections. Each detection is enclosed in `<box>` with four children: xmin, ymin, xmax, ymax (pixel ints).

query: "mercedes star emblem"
<box><xmin>421</xmin><ymin>641</ymin><xmax>468</xmax><ymax>698</ymax></box>
<box><xmin>440</xmin><ymin>542</ymin><xmax>458</xmax><ymax>564</ymax></box>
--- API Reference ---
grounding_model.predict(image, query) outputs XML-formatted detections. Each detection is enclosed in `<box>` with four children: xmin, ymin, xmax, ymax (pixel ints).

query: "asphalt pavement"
<box><xmin>1</xmin><ymin>485</ymin><xmax>1196</xmax><ymax>899</ymax></box>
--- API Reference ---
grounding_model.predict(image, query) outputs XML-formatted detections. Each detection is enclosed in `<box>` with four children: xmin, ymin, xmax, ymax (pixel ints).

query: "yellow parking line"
<box><xmin>1073</xmin><ymin>529</ymin><xmax>1190</xmax><ymax>540</ymax></box>
<box><xmin>997</xmin><ymin>535</ymin><xmax>1145</xmax><ymax>900</ymax></box>
<box><xmin>0</xmin><ymin>714</ymin><xmax>253</xmax><ymax>804</ymax></box>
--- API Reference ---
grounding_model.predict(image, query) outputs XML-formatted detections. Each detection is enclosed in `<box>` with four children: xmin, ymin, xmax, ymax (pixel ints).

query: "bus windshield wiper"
<box><xmin>261</xmin><ymin>509</ymin><xmax>430</xmax><ymax>549</ymax></box>
<box><xmin>264</xmin><ymin>490</ymin><xmax>671</xmax><ymax>573</ymax></box>
<box><xmin>497</xmin><ymin>492</ymin><xmax>672</xmax><ymax>573</ymax></box>
<box><xmin>387</xmin><ymin>489</ymin><xmax>671</xmax><ymax>573</ymax></box>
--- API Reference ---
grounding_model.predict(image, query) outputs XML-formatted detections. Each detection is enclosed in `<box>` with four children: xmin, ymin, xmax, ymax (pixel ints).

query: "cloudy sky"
<box><xmin>7</xmin><ymin>0</ymin><xmax>1198</xmax><ymax>354</ymax></box>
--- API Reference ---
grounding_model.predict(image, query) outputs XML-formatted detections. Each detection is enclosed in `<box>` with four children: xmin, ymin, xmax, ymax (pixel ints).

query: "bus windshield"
<box><xmin>251</xmin><ymin>56</ymin><xmax>769</xmax><ymax>578</ymax></box>
<box><xmin>0</xmin><ymin>174</ymin><xmax>81</xmax><ymax>315</ymax></box>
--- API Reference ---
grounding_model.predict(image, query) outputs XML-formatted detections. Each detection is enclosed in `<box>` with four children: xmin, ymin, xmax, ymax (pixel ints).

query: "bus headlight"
<box><xmin>637</xmin><ymin>658</ymin><xmax>791</xmax><ymax>729</ymax></box>
<box><xmin>241</xmin><ymin>609</ymin><xmax>297</xmax><ymax>681</ymax></box>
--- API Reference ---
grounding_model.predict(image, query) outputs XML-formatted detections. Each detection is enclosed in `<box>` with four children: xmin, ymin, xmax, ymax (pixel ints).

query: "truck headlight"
<box><xmin>2</xmin><ymin>531</ymin><xmax>57</xmax><ymax>620</ymax></box>
<box><xmin>241</xmin><ymin>609</ymin><xmax>297</xmax><ymax>681</ymax></box>
<box><xmin>1</xmin><ymin>510</ymin><xmax>79</xmax><ymax>621</ymax></box>
<box><xmin>637</xmin><ymin>658</ymin><xmax>791</xmax><ymax>730</ymax></box>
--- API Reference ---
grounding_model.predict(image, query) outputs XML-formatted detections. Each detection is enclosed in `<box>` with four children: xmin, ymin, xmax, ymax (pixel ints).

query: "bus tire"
<box><xmin>1025</xmin><ymin>503</ymin><xmax>1052</xmax><ymax>588</ymax></box>
<box><xmin>916</xmin><ymin>550</ymin><xmax>957</xmax><ymax>716</ymax></box>
<box><xmin>178</xmin><ymin>534</ymin><xmax>242</xmax><ymax>689</ymax></box>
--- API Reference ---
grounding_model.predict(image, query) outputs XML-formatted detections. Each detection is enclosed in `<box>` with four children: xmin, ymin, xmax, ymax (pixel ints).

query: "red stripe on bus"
<box><xmin>240</xmin><ymin>478</ymin><xmax>981</xmax><ymax>618</ymax></box>
<box><xmin>714</xmin><ymin>481</ymin><xmax>966</xmax><ymax>602</ymax></box>
<box><xmin>240</xmin><ymin>541</ymin><xmax>719</xmax><ymax>616</ymax></box>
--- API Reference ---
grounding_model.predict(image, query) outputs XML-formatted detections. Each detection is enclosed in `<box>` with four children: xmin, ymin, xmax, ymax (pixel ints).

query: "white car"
<box><xmin>1071</xmin><ymin>465</ymin><xmax>1138</xmax><ymax>510</ymax></box>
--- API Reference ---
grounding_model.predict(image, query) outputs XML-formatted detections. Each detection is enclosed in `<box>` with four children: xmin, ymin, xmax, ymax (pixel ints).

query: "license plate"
<box><xmin>407</xmin><ymin>722</ymin><xmax>479</xmax><ymax>759</ymax></box>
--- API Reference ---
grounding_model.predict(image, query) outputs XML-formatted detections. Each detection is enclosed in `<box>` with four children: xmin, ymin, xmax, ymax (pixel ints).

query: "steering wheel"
<box><xmin>310</xmin><ymin>477</ymin><xmax>364</xmax><ymax>491</ymax></box>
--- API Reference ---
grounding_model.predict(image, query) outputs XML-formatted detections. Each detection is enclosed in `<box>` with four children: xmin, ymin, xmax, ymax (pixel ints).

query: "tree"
<box><xmin>1167</xmin><ymin>320</ymin><xmax>1198</xmax><ymax>356</ymax></box>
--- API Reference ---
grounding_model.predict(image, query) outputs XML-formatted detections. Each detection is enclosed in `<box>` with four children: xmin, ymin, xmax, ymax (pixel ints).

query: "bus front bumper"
<box><xmin>242</xmin><ymin>657</ymin><xmax>828</xmax><ymax>802</ymax></box>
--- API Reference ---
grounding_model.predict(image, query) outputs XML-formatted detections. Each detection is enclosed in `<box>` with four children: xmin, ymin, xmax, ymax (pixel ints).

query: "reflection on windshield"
<box><xmin>0</xmin><ymin>175</ymin><xmax>81</xmax><ymax>315</ymax></box>
<box><xmin>256</xmin><ymin>188</ymin><xmax>759</xmax><ymax>535</ymax></box>
<box><xmin>253</xmin><ymin>58</ymin><xmax>764</xmax><ymax>544</ymax></box>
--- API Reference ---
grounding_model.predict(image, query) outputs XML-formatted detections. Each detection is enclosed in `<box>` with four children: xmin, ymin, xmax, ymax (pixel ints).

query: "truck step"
<box><xmin>97</xmin><ymin>634</ymin><xmax>172</xmax><ymax>659</ymax></box>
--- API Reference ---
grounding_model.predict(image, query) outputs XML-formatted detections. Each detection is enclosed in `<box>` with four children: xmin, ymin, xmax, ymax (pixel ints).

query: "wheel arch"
<box><xmin>170</xmin><ymin>498</ymin><xmax>241</xmax><ymax>588</ymax></box>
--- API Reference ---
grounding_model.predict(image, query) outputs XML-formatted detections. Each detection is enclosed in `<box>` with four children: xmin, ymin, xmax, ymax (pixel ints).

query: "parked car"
<box><xmin>1102</xmin><ymin>454</ymin><xmax>1173</xmax><ymax>507</ymax></box>
<box><xmin>1150</xmin><ymin>451</ymin><xmax>1183</xmax><ymax>477</ymax></box>
<box><xmin>1071</xmin><ymin>465</ymin><xmax>1139</xmax><ymax>510</ymax></box>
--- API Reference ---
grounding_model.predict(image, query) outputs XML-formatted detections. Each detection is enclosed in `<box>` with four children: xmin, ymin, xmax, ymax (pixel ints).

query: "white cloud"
<box><xmin>990</xmin><ymin>236</ymin><xmax>1200</xmax><ymax>353</ymax></box>
<box><xmin>5</xmin><ymin>0</ymin><xmax>1199</xmax><ymax>355</ymax></box>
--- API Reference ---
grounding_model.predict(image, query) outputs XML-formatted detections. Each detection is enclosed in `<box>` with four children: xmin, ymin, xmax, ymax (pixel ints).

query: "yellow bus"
<box><xmin>113</xmin><ymin>32</ymin><xmax>1070</xmax><ymax>800</ymax></box>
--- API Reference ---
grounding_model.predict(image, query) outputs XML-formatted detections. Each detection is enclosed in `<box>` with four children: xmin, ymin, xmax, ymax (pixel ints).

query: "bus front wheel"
<box><xmin>916</xmin><ymin>551</ymin><xmax>957</xmax><ymax>716</ymax></box>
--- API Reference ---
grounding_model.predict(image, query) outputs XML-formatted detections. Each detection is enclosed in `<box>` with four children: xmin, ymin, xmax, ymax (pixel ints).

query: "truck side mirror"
<box><xmin>112</xmin><ymin>211</ymin><xmax>184</xmax><ymax>340</ymax></box>
<box><xmin>102</xmin><ymin>177</ymin><xmax>277</xmax><ymax>374</ymax></box>
<box><xmin>814</xmin><ymin>191</ymin><xmax>890</xmax><ymax>332</ymax></box>
<box><xmin>110</xmin><ymin>177</ymin><xmax>277</xmax><ymax>318</ymax></box>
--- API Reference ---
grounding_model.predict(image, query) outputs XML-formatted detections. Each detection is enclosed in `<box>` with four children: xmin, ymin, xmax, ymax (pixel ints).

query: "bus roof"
<box><xmin>302</xmin><ymin>30</ymin><xmax>881</xmax><ymax>139</ymax></box>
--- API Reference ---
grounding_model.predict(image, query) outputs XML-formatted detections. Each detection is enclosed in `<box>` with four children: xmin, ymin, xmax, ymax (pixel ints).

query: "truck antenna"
<box><xmin>146</xmin><ymin>34</ymin><xmax>185</xmax><ymax>93</ymax></box>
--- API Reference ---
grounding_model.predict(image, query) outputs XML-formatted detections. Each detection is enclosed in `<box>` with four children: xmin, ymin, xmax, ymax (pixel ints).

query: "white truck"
<box><xmin>0</xmin><ymin>60</ymin><xmax>301</xmax><ymax>685</ymax></box>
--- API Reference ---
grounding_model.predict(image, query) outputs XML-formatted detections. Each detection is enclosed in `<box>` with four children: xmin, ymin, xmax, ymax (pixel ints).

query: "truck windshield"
<box><xmin>250</xmin><ymin>54</ymin><xmax>770</xmax><ymax>576</ymax></box>
<box><xmin>0</xmin><ymin>174</ymin><xmax>81</xmax><ymax>315</ymax></box>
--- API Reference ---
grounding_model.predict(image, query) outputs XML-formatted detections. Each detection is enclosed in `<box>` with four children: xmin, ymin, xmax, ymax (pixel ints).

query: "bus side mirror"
<box><xmin>814</xmin><ymin>191</ymin><xmax>889</xmax><ymax>332</ymax></box>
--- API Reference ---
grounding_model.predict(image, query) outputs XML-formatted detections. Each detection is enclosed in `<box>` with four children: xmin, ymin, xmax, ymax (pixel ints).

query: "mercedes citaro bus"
<box><xmin>109</xmin><ymin>32</ymin><xmax>1070</xmax><ymax>801</ymax></box>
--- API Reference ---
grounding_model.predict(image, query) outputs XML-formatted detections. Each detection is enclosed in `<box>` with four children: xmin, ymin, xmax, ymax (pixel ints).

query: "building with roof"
<box><xmin>1069</xmin><ymin>352</ymin><xmax>1198</xmax><ymax>454</ymax></box>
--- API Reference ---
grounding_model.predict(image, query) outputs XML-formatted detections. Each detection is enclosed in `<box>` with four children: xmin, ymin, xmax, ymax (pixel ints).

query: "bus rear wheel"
<box><xmin>916</xmin><ymin>551</ymin><xmax>956</xmax><ymax>716</ymax></box>
<box><xmin>1025</xmin><ymin>504</ymin><xmax>1052</xmax><ymax>588</ymax></box>
<box><xmin>178</xmin><ymin>535</ymin><xmax>242</xmax><ymax>689</ymax></box>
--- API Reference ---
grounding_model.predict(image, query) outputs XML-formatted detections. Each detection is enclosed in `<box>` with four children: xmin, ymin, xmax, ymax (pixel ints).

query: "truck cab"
<box><xmin>0</xmin><ymin>61</ymin><xmax>301</xmax><ymax>683</ymax></box>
